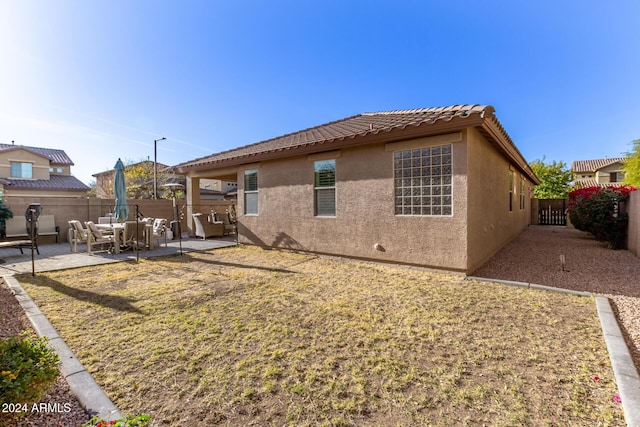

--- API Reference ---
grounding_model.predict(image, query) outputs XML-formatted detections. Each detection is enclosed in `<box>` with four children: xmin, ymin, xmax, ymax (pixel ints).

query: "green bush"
<box><xmin>0</xmin><ymin>203</ymin><xmax>13</xmax><ymax>238</ymax></box>
<box><xmin>83</xmin><ymin>413</ymin><xmax>152</xmax><ymax>427</ymax></box>
<box><xmin>0</xmin><ymin>332</ymin><xmax>60</xmax><ymax>403</ymax></box>
<box><xmin>568</xmin><ymin>185</ymin><xmax>636</xmax><ymax>249</ymax></box>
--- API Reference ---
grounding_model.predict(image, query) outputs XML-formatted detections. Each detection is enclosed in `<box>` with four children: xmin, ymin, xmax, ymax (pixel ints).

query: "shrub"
<box><xmin>0</xmin><ymin>203</ymin><xmax>13</xmax><ymax>238</ymax></box>
<box><xmin>83</xmin><ymin>413</ymin><xmax>152</xmax><ymax>427</ymax></box>
<box><xmin>568</xmin><ymin>185</ymin><xmax>637</xmax><ymax>249</ymax></box>
<box><xmin>0</xmin><ymin>332</ymin><xmax>60</xmax><ymax>404</ymax></box>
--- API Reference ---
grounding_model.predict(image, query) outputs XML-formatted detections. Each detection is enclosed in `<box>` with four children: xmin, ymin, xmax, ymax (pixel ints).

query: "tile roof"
<box><xmin>573</xmin><ymin>179</ymin><xmax>626</xmax><ymax>189</ymax></box>
<box><xmin>175</xmin><ymin>105</ymin><xmax>493</xmax><ymax>169</ymax></box>
<box><xmin>4</xmin><ymin>175</ymin><xmax>90</xmax><ymax>191</ymax></box>
<box><xmin>572</xmin><ymin>157</ymin><xmax>626</xmax><ymax>173</ymax></box>
<box><xmin>0</xmin><ymin>143</ymin><xmax>75</xmax><ymax>165</ymax></box>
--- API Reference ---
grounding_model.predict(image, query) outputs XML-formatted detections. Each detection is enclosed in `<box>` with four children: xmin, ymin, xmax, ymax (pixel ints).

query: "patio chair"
<box><xmin>85</xmin><ymin>221</ymin><xmax>116</xmax><ymax>255</ymax></box>
<box><xmin>68</xmin><ymin>220</ymin><xmax>90</xmax><ymax>253</ymax></box>
<box><xmin>121</xmin><ymin>221</ymin><xmax>147</xmax><ymax>252</ymax></box>
<box><xmin>216</xmin><ymin>212</ymin><xmax>237</xmax><ymax>235</ymax></box>
<box><xmin>152</xmin><ymin>218</ymin><xmax>167</xmax><ymax>247</ymax></box>
<box><xmin>192</xmin><ymin>213</ymin><xmax>224</xmax><ymax>239</ymax></box>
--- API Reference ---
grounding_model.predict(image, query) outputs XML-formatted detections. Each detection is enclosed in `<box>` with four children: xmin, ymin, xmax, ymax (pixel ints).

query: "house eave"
<box><xmin>176</xmin><ymin>116</ymin><xmax>486</xmax><ymax>175</ymax></box>
<box><xmin>478</xmin><ymin>118</ymin><xmax>541</xmax><ymax>185</ymax></box>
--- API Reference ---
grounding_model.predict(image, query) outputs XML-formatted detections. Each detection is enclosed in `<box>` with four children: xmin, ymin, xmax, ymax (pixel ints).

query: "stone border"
<box><xmin>596</xmin><ymin>296</ymin><xmax>640</xmax><ymax>427</ymax></box>
<box><xmin>3</xmin><ymin>275</ymin><xmax>123</xmax><ymax>421</ymax></box>
<box><xmin>467</xmin><ymin>276</ymin><xmax>640</xmax><ymax>427</ymax></box>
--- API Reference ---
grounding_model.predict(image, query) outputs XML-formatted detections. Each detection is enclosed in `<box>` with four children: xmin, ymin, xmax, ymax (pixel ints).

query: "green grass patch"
<box><xmin>17</xmin><ymin>247</ymin><xmax>624</xmax><ymax>426</ymax></box>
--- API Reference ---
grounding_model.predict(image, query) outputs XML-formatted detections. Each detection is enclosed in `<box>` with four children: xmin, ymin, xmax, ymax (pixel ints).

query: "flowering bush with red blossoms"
<box><xmin>568</xmin><ymin>184</ymin><xmax>637</xmax><ymax>249</ymax></box>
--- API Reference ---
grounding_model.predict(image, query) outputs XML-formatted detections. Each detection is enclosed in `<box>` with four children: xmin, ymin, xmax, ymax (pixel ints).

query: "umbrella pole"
<box><xmin>135</xmin><ymin>205</ymin><xmax>140</xmax><ymax>263</ymax></box>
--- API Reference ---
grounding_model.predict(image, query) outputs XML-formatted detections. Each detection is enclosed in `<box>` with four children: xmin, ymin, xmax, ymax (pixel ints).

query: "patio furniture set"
<box><xmin>192</xmin><ymin>209</ymin><xmax>236</xmax><ymax>240</ymax></box>
<box><xmin>67</xmin><ymin>217</ymin><xmax>168</xmax><ymax>255</ymax></box>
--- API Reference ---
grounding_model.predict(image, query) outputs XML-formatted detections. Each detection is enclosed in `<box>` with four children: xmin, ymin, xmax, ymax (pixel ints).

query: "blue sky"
<box><xmin>1</xmin><ymin>1</ymin><xmax>639</xmax><ymax>185</ymax></box>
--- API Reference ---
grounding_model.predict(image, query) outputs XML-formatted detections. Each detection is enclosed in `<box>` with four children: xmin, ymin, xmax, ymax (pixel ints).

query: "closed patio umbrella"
<box><xmin>114</xmin><ymin>158</ymin><xmax>129</xmax><ymax>222</ymax></box>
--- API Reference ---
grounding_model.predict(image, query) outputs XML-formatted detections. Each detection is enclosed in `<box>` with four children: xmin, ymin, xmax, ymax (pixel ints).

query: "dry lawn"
<box><xmin>16</xmin><ymin>246</ymin><xmax>624</xmax><ymax>426</ymax></box>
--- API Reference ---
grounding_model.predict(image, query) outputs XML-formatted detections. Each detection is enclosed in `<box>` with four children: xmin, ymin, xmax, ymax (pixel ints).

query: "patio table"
<box><xmin>95</xmin><ymin>222</ymin><xmax>154</xmax><ymax>253</ymax></box>
<box><xmin>95</xmin><ymin>223</ymin><xmax>124</xmax><ymax>254</ymax></box>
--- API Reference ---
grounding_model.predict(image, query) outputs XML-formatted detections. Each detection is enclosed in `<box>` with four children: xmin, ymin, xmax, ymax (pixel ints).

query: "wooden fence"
<box><xmin>537</xmin><ymin>199</ymin><xmax>567</xmax><ymax>226</ymax></box>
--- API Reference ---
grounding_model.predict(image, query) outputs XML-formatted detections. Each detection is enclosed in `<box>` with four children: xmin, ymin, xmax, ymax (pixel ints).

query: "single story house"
<box><xmin>572</xmin><ymin>157</ymin><xmax>627</xmax><ymax>188</ymax></box>
<box><xmin>175</xmin><ymin>105</ymin><xmax>540</xmax><ymax>273</ymax></box>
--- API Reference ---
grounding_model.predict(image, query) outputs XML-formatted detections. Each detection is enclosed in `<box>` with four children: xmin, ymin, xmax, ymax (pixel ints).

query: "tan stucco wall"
<box><xmin>596</xmin><ymin>163</ymin><xmax>625</xmax><ymax>184</ymax></box>
<box><xmin>628</xmin><ymin>190</ymin><xmax>640</xmax><ymax>257</ymax></box>
<box><xmin>465</xmin><ymin>128</ymin><xmax>532</xmax><ymax>273</ymax></box>
<box><xmin>236</xmin><ymin>135</ymin><xmax>470</xmax><ymax>271</ymax></box>
<box><xmin>0</xmin><ymin>149</ymin><xmax>51</xmax><ymax>180</ymax></box>
<box><xmin>2</xmin><ymin>196</ymin><xmax>210</xmax><ymax>243</ymax></box>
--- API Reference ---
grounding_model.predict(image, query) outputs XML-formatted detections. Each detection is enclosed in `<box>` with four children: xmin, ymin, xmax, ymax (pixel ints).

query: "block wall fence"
<box><xmin>2</xmin><ymin>196</ymin><xmax>236</xmax><ymax>244</ymax></box>
<box><xmin>628</xmin><ymin>190</ymin><xmax>639</xmax><ymax>257</ymax></box>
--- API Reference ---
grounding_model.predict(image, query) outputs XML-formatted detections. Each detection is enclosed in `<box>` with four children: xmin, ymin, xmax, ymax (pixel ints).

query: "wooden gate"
<box><xmin>538</xmin><ymin>199</ymin><xmax>567</xmax><ymax>226</ymax></box>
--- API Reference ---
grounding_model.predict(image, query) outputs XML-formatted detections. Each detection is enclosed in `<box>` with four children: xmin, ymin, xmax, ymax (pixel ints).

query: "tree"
<box><xmin>623</xmin><ymin>139</ymin><xmax>640</xmax><ymax>186</ymax></box>
<box><xmin>529</xmin><ymin>157</ymin><xmax>572</xmax><ymax>199</ymax></box>
<box><xmin>123</xmin><ymin>159</ymin><xmax>171</xmax><ymax>199</ymax></box>
<box><xmin>0</xmin><ymin>202</ymin><xmax>13</xmax><ymax>238</ymax></box>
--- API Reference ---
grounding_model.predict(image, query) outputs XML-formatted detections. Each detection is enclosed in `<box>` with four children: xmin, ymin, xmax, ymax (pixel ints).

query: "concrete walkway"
<box><xmin>2</xmin><ymin>235</ymin><xmax>237</xmax><ymax>421</ymax></box>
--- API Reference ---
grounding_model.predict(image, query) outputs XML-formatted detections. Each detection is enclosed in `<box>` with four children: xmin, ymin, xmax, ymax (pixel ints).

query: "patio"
<box><xmin>0</xmin><ymin>235</ymin><xmax>237</xmax><ymax>275</ymax></box>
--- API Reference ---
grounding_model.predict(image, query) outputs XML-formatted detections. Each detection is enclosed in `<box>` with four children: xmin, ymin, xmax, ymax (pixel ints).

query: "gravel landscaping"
<box><xmin>473</xmin><ymin>225</ymin><xmax>640</xmax><ymax>373</ymax></box>
<box><xmin>0</xmin><ymin>281</ymin><xmax>90</xmax><ymax>427</ymax></box>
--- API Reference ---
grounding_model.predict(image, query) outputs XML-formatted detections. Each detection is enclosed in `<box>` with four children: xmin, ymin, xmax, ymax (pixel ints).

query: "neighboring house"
<box><xmin>175</xmin><ymin>105</ymin><xmax>540</xmax><ymax>274</ymax></box>
<box><xmin>200</xmin><ymin>178</ymin><xmax>238</xmax><ymax>200</ymax></box>
<box><xmin>0</xmin><ymin>142</ymin><xmax>89</xmax><ymax>199</ymax></box>
<box><xmin>572</xmin><ymin>157</ymin><xmax>626</xmax><ymax>188</ymax></box>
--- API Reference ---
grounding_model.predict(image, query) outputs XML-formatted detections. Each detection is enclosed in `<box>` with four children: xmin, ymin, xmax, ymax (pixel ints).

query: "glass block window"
<box><xmin>244</xmin><ymin>169</ymin><xmax>258</xmax><ymax>215</ymax></box>
<box><xmin>10</xmin><ymin>162</ymin><xmax>32</xmax><ymax>178</ymax></box>
<box><xmin>394</xmin><ymin>144</ymin><xmax>452</xmax><ymax>216</ymax></box>
<box><xmin>314</xmin><ymin>159</ymin><xmax>336</xmax><ymax>216</ymax></box>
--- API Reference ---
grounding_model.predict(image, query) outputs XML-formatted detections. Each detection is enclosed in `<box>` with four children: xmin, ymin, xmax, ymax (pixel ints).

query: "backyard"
<box><xmin>11</xmin><ymin>246</ymin><xmax>625</xmax><ymax>426</ymax></box>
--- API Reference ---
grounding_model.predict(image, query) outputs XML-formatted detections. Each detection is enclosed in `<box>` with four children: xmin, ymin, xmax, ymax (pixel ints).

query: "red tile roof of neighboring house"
<box><xmin>4</xmin><ymin>175</ymin><xmax>90</xmax><ymax>191</ymax></box>
<box><xmin>0</xmin><ymin>143</ymin><xmax>75</xmax><ymax>165</ymax></box>
<box><xmin>175</xmin><ymin>104</ymin><xmax>539</xmax><ymax>183</ymax></box>
<box><xmin>573</xmin><ymin>179</ymin><xmax>626</xmax><ymax>189</ymax></box>
<box><xmin>572</xmin><ymin>158</ymin><xmax>626</xmax><ymax>173</ymax></box>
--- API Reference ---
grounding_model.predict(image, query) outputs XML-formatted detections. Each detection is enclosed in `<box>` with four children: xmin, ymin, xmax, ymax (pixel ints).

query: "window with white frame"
<box><xmin>10</xmin><ymin>162</ymin><xmax>32</xmax><ymax>179</ymax></box>
<box><xmin>394</xmin><ymin>144</ymin><xmax>452</xmax><ymax>216</ymax></box>
<box><xmin>244</xmin><ymin>169</ymin><xmax>258</xmax><ymax>215</ymax></box>
<box><xmin>314</xmin><ymin>159</ymin><xmax>336</xmax><ymax>216</ymax></box>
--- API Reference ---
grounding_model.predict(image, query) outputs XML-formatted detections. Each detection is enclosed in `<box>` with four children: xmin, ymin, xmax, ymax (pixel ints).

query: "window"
<box><xmin>314</xmin><ymin>159</ymin><xmax>336</xmax><ymax>216</ymax></box>
<box><xmin>509</xmin><ymin>170</ymin><xmax>514</xmax><ymax>212</ymax></box>
<box><xmin>10</xmin><ymin>162</ymin><xmax>32</xmax><ymax>178</ymax></box>
<box><xmin>610</xmin><ymin>172</ymin><xmax>624</xmax><ymax>183</ymax></box>
<box><xmin>520</xmin><ymin>176</ymin><xmax>525</xmax><ymax>210</ymax></box>
<box><xmin>49</xmin><ymin>167</ymin><xmax>63</xmax><ymax>173</ymax></box>
<box><xmin>244</xmin><ymin>169</ymin><xmax>258</xmax><ymax>215</ymax></box>
<box><xmin>394</xmin><ymin>144</ymin><xmax>452</xmax><ymax>216</ymax></box>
